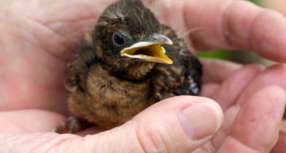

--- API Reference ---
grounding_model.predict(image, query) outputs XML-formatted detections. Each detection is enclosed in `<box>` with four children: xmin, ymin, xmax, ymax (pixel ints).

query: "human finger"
<box><xmin>162</xmin><ymin>0</ymin><xmax>286</xmax><ymax>62</ymax></box>
<box><xmin>0</xmin><ymin>110</ymin><xmax>65</xmax><ymax>133</ymax></box>
<box><xmin>218</xmin><ymin>86</ymin><xmax>285</xmax><ymax>152</ymax></box>
<box><xmin>0</xmin><ymin>96</ymin><xmax>223</xmax><ymax>152</ymax></box>
<box><xmin>201</xmin><ymin>59</ymin><xmax>242</xmax><ymax>84</ymax></box>
<box><xmin>211</xmin><ymin>64</ymin><xmax>264</xmax><ymax>111</ymax></box>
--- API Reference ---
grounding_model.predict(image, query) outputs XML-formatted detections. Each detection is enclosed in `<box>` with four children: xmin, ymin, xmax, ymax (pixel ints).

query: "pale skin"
<box><xmin>0</xmin><ymin>0</ymin><xmax>286</xmax><ymax>152</ymax></box>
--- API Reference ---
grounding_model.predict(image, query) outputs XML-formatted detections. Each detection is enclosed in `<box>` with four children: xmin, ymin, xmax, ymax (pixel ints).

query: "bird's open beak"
<box><xmin>120</xmin><ymin>34</ymin><xmax>173</xmax><ymax>64</ymax></box>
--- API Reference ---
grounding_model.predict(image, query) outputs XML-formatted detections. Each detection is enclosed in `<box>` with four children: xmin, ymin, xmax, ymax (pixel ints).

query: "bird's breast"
<box><xmin>68</xmin><ymin>64</ymin><xmax>156</xmax><ymax>129</ymax></box>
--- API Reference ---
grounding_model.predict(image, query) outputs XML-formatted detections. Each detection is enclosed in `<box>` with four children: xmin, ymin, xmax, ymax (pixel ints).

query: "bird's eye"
<box><xmin>113</xmin><ymin>33</ymin><xmax>125</xmax><ymax>46</ymax></box>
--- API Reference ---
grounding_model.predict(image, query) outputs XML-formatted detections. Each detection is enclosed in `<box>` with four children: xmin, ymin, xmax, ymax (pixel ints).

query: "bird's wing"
<box><xmin>151</xmin><ymin>25</ymin><xmax>202</xmax><ymax>98</ymax></box>
<box><xmin>67</xmin><ymin>31</ymin><xmax>97</xmax><ymax>92</ymax></box>
<box><xmin>173</xmin><ymin>53</ymin><xmax>202</xmax><ymax>96</ymax></box>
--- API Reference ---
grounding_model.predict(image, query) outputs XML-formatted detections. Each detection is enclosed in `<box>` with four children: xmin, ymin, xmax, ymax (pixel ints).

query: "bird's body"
<box><xmin>53</xmin><ymin>0</ymin><xmax>202</xmax><ymax>132</ymax></box>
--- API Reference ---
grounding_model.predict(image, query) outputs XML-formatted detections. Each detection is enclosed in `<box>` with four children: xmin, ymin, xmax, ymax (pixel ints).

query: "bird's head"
<box><xmin>93</xmin><ymin>0</ymin><xmax>173</xmax><ymax>70</ymax></box>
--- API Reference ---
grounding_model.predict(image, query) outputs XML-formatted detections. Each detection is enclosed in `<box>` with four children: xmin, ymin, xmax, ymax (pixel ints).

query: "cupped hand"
<box><xmin>1</xmin><ymin>0</ymin><xmax>286</xmax><ymax>152</ymax></box>
<box><xmin>199</xmin><ymin>59</ymin><xmax>286</xmax><ymax>153</ymax></box>
<box><xmin>1</xmin><ymin>60</ymin><xmax>285</xmax><ymax>152</ymax></box>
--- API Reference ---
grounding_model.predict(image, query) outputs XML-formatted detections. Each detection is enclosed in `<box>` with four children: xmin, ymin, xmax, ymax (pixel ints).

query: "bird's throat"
<box><xmin>103</xmin><ymin>62</ymin><xmax>155</xmax><ymax>80</ymax></box>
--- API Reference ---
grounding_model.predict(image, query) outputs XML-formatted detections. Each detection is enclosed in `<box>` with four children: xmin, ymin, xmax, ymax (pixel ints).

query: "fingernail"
<box><xmin>178</xmin><ymin>103</ymin><xmax>222</xmax><ymax>140</ymax></box>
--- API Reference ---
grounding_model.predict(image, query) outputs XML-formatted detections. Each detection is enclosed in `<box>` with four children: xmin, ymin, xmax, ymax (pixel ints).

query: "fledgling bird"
<box><xmin>53</xmin><ymin>0</ymin><xmax>202</xmax><ymax>133</ymax></box>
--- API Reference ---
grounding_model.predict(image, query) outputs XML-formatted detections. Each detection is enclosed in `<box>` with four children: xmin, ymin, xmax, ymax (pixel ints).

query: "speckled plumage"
<box><xmin>53</xmin><ymin>0</ymin><xmax>202</xmax><ymax>133</ymax></box>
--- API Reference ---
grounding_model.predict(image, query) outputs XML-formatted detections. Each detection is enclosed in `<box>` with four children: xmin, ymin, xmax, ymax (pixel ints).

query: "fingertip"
<box><xmin>201</xmin><ymin>59</ymin><xmax>242</xmax><ymax>83</ymax></box>
<box><xmin>251</xmin><ymin>9</ymin><xmax>286</xmax><ymax>62</ymax></box>
<box><xmin>209</xmin><ymin>63</ymin><xmax>264</xmax><ymax>110</ymax></box>
<box><xmin>237</xmin><ymin>64</ymin><xmax>286</xmax><ymax>107</ymax></box>
<box><xmin>179</xmin><ymin>101</ymin><xmax>223</xmax><ymax>140</ymax></box>
<box><xmin>267</xmin><ymin>63</ymin><xmax>286</xmax><ymax>72</ymax></box>
<box><xmin>232</xmin><ymin>85</ymin><xmax>286</xmax><ymax>151</ymax></box>
<box><xmin>264</xmin><ymin>85</ymin><xmax>286</xmax><ymax>117</ymax></box>
<box><xmin>199</xmin><ymin>83</ymin><xmax>219</xmax><ymax>97</ymax></box>
<box><xmin>124</xmin><ymin>96</ymin><xmax>223</xmax><ymax>152</ymax></box>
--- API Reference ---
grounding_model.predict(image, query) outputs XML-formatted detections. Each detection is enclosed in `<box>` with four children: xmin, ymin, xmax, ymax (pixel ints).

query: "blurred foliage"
<box><xmin>196</xmin><ymin>50</ymin><xmax>230</xmax><ymax>60</ymax></box>
<box><xmin>248</xmin><ymin>0</ymin><xmax>259</xmax><ymax>4</ymax></box>
<box><xmin>196</xmin><ymin>0</ymin><xmax>260</xmax><ymax>64</ymax></box>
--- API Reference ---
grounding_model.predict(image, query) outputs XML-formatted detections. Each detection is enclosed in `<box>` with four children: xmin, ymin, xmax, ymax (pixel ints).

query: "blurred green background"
<box><xmin>196</xmin><ymin>0</ymin><xmax>284</xmax><ymax>66</ymax></box>
<box><xmin>248</xmin><ymin>0</ymin><xmax>258</xmax><ymax>4</ymax></box>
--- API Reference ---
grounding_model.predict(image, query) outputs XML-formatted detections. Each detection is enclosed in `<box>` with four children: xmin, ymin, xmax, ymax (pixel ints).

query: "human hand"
<box><xmin>1</xmin><ymin>59</ymin><xmax>285</xmax><ymax>152</ymax></box>
<box><xmin>199</xmin><ymin>59</ymin><xmax>286</xmax><ymax>153</ymax></box>
<box><xmin>1</xmin><ymin>0</ymin><xmax>286</xmax><ymax>152</ymax></box>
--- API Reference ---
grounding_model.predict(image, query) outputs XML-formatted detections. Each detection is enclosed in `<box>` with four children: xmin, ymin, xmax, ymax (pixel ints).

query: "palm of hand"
<box><xmin>0</xmin><ymin>0</ymin><xmax>286</xmax><ymax>152</ymax></box>
<box><xmin>0</xmin><ymin>0</ymin><xmax>102</xmax><ymax>114</ymax></box>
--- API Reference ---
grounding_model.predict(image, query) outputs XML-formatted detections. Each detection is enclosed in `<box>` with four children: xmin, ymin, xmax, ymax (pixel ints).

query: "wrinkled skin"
<box><xmin>0</xmin><ymin>0</ymin><xmax>286</xmax><ymax>152</ymax></box>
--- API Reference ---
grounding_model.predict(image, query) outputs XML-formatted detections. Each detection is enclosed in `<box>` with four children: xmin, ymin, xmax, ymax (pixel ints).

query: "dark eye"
<box><xmin>113</xmin><ymin>33</ymin><xmax>125</xmax><ymax>45</ymax></box>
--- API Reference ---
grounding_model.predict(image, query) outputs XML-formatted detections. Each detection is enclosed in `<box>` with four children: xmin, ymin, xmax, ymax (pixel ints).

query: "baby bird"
<box><xmin>53</xmin><ymin>0</ymin><xmax>202</xmax><ymax>133</ymax></box>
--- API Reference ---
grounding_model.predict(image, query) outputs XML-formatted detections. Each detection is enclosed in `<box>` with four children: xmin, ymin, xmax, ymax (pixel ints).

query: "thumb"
<box><xmin>0</xmin><ymin>96</ymin><xmax>223</xmax><ymax>153</ymax></box>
